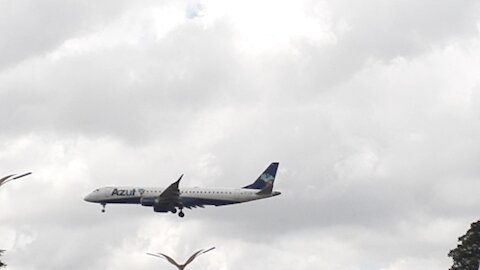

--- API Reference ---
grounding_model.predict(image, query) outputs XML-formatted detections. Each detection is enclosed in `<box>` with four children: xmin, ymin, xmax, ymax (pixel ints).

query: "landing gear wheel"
<box><xmin>178</xmin><ymin>211</ymin><xmax>185</xmax><ymax>218</ymax></box>
<box><xmin>101</xmin><ymin>204</ymin><xmax>106</xmax><ymax>213</ymax></box>
<box><xmin>171</xmin><ymin>208</ymin><xmax>177</xmax><ymax>214</ymax></box>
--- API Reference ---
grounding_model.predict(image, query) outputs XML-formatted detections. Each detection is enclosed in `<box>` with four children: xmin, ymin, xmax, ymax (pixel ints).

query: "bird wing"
<box><xmin>182</xmin><ymin>249</ymin><xmax>205</xmax><ymax>267</ymax></box>
<box><xmin>203</xmin><ymin>247</ymin><xmax>216</xmax><ymax>254</ymax></box>
<box><xmin>0</xmin><ymin>175</ymin><xmax>15</xmax><ymax>186</ymax></box>
<box><xmin>12</xmin><ymin>172</ymin><xmax>32</xmax><ymax>180</ymax></box>
<box><xmin>0</xmin><ymin>173</ymin><xmax>31</xmax><ymax>187</ymax></box>
<box><xmin>146</xmin><ymin>252</ymin><xmax>182</xmax><ymax>267</ymax></box>
<box><xmin>183</xmin><ymin>247</ymin><xmax>215</xmax><ymax>267</ymax></box>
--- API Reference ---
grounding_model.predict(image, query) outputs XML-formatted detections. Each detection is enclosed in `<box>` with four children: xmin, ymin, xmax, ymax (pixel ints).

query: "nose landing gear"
<box><xmin>101</xmin><ymin>203</ymin><xmax>106</xmax><ymax>213</ymax></box>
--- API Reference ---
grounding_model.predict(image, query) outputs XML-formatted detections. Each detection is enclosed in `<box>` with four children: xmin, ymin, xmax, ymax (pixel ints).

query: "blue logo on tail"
<box><xmin>243</xmin><ymin>162</ymin><xmax>279</xmax><ymax>190</ymax></box>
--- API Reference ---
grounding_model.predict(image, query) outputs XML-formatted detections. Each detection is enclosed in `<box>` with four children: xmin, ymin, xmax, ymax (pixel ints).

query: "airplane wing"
<box><xmin>181</xmin><ymin>198</ymin><xmax>236</xmax><ymax>209</ymax></box>
<box><xmin>153</xmin><ymin>175</ymin><xmax>183</xmax><ymax>210</ymax></box>
<box><xmin>153</xmin><ymin>175</ymin><xmax>236</xmax><ymax>211</ymax></box>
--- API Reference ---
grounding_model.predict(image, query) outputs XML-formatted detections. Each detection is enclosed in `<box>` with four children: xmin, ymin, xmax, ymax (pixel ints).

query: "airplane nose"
<box><xmin>84</xmin><ymin>194</ymin><xmax>93</xmax><ymax>202</ymax></box>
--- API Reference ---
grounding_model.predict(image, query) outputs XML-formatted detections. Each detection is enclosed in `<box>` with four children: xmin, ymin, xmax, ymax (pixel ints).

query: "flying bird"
<box><xmin>147</xmin><ymin>247</ymin><xmax>215</xmax><ymax>270</ymax></box>
<box><xmin>0</xmin><ymin>172</ymin><xmax>32</xmax><ymax>187</ymax></box>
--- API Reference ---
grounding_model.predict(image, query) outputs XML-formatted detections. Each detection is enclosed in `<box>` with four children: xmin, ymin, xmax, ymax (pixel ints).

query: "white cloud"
<box><xmin>197</xmin><ymin>0</ymin><xmax>337</xmax><ymax>53</ymax></box>
<box><xmin>1</xmin><ymin>0</ymin><xmax>480</xmax><ymax>269</ymax></box>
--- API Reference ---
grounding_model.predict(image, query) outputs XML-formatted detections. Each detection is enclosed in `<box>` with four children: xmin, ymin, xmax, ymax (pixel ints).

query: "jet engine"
<box><xmin>140</xmin><ymin>197</ymin><xmax>155</xmax><ymax>207</ymax></box>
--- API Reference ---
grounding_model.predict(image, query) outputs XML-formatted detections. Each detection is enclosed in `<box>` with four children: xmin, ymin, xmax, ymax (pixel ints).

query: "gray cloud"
<box><xmin>0</xmin><ymin>0</ymin><xmax>141</xmax><ymax>70</ymax></box>
<box><xmin>293</xmin><ymin>0</ymin><xmax>480</xmax><ymax>88</ymax></box>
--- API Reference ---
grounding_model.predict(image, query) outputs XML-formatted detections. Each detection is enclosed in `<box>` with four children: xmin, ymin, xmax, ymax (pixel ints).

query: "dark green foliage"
<box><xmin>0</xmin><ymin>250</ymin><xmax>5</xmax><ymax>268</ymax></box>
<box><xmin>449</xmin><ymin>220</ymin><xmax>480</xmax><ymax>270</ymax></box>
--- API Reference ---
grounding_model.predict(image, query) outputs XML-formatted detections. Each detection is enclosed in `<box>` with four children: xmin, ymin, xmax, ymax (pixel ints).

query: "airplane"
<box><xmin>84</xmin><ymin>162</ymin><xmax>281</xmax><ymax>217</ymax></box>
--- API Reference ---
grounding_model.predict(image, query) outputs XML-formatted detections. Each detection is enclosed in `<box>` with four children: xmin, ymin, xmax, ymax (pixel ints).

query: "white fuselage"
<box><xmin>84</xmin><ymin>186</ymin><xmax>280</xmax><ymax>206</ymax></box>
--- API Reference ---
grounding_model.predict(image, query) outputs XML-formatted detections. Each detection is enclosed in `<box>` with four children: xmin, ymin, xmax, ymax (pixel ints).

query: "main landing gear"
<box><xmin>170</xmin><ymin>206</ymin><xmax>185</xmax><ymax>217</ymax></box>
<box><xmin>178</xmin><ymin>206</ymin><xmax>185</xmax><ymax>218</ymax></box>
<box><xmin>101</xmin><ymin>203</ymin><xmax>106</xmax><ymax>213</ymax></box>
<box><xmin>171</xmin><ymin>207</ymin><xmax>185</xmax><ymax>217</ymax></box>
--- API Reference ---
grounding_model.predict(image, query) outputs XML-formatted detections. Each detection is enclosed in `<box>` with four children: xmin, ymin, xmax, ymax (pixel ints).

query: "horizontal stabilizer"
<box><xmin>256</xmin><ymin>184</ymin><xmax>273</xmax><ymax>195</ymax></box>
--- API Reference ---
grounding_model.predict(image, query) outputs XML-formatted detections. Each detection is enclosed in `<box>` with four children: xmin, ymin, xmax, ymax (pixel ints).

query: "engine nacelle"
<box><xmin>140</xmin><ymin>197</ymin><xmax>155</xmax><ymax>207</ymax></box>
<box><xmin>144</xmin><ymin>197</ymin><xmax>179</xmax><ymax>213</ymax></box>
<box><xmin>153</xmin><ymin>207</ymin><xmax>169</xmax><ymax>213</ymax></box>
<box><xmin>153</xmin><ymin>199</ymin><xmax>176</xmax><ymax>213</ymax></box>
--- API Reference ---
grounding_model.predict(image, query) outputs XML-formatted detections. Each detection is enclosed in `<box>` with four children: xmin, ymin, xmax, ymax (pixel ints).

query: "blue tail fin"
<box><xmin>243</xmin><ymin>162</ymin><xmax>279</xmax><ymax>190</ymax></box>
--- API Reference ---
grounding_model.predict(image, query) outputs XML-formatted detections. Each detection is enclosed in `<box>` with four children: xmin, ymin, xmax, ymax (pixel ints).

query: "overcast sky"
<box><xmin>1</xmin><ymin>0</ymin><xmax>480</xmax><ymax>269</ymax></box>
